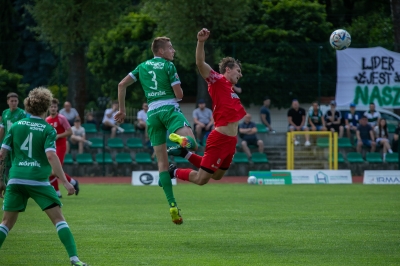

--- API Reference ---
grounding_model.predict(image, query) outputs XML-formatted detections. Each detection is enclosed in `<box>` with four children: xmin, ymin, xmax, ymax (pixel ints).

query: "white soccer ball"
<box><xmin>329</xmin><ymin>29</ymin><xmax>351</xmax><ymax>50</ymax></box>
<box><xmin>247</xmin><ymin>176</ymin><xmax>257</xmax><ymax>184</ymax></box>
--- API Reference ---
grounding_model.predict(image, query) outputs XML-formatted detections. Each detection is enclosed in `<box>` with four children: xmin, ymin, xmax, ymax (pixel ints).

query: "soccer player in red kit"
<box><xmin>46</xmin><ymin>99</ymin><xmax>80</xmax><ymax>197</ymax></box>
<box><xmin>168</xmin><ymin>28</ymin><xmax>246</xmax><ymax>185</ymax></box>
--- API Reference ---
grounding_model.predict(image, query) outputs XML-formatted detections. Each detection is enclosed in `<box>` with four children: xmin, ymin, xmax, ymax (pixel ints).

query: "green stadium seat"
<box><xmin>317</xmin><ymin>137</ymin><xmax>329</xmax><ymax>148</ymax></box>
<box><xmin>385</xmin><ymin>153</ymin><xmax>399</xmax><ymax>163</ymax></box>
<box><xmin>346</xmin><ymin>152</ymin><xmax>364</xmax><ymax>163</ymax></box>
<box><xmin>76</xmin><ymin>153</ymin><xmax>93</xmax><ymax>164</ymax></box>
<box><xmin>338</xmin><ymin>153</ymin><xmax>345</xmax><ymax>163</ymax></box>
<box><xmin>167</xmin><ymin>138</ymin><xmax>176</xmax><ymax>148</ymax></box>
<box><xmin>115</xmin><ymin>153</ymin><xmax>133</xmax><ymax>164</ymax></box>
<box><xmin>388</xmin><ymin>123</ymin><xmax>396</xmax><ymax>133</ymax></box>
<box><xmin>135</xmin><ymin>152</ymin><xmax>152</xmax><ymax>164</ymax></box>
<box><xmin>107</xmin><ymin>138</ymin><xmax>124</xmax><ymax>149</ymax></box>
<box><xmin>366</xmin><ymin>152</ymin><xmax>383</xmax><ymax>163</ymax></box>
<box><xmin>82</xmin><ymin>123</ymin><xmax>98</xmax><ymax>133</ymax></box>
<box><xmin>64</xmin><ymin>154</ymin><xmax>74</xmax><ymax>164</ymax></box>
<box><xmin>88</xmin><ymin>138</ymin><xmax>104</xmax><ymax>148</ymax></box>
<box><xmin>96</xmin><ymin>153</ymin><xmax>113</xmax><ymax>164</ymax></box>
<box><xmin>196</xmin><ymin>151</ymin><xmax>204</xmax><ymax>157</ymax></box>
<box><xmin>256</xmin><ymin>123</ymin><xmax>268</xmax><ymax>133</ymax></box>
<box><xmin>338</xmin><ymin>138</ymin><xmax>352</xmax><ymax>148</ymax></box>
<box><xmin>126</xmin><ymin>138</ymin><xmax>143</xmax><ymax>149</ymax></box>
<box><xmin>120</xmin><ymin>123</ymin><xmax>135</xmax><ymax>133</ymax></box>
<box><xmin>251</xmin><ymin>152</ymin><xmax>268</xmax><ymax>163</ymax></box>
<box><xmin>232</xmin><ymin>152</ymin><xmax>249</xmax><ymax>163</ymax></box>
<box><xmin>174</xmin><ymin>156</ymin><xmax>188</xmax><ymax>163</ymax></box>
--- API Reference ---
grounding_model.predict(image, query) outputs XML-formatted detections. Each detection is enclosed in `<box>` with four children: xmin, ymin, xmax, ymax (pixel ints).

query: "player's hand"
<box><xmin>63</xmin><ymin>181</ymin><xmax>75</xmax><ymax>196</ymax></box>
<box><xmin>114</xmin><ymin>111</ymin><xmax>126</xmax><ymax>124</ymax></box>
<box><xmin>197</xmin><ymin>28</ymin><xmax>210</xmax><ymax>42</ymax></box>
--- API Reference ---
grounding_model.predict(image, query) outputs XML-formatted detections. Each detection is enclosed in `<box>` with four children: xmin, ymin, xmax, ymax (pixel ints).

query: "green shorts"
<box><xmin>147</xmin><ymin>104</ymin><xmax>191</xmax><ymax>146</ymax></box>
<box><xmin>2</xmin><ymin>184</ymin><xmax>62</xmax><ymax>212</ymax></box>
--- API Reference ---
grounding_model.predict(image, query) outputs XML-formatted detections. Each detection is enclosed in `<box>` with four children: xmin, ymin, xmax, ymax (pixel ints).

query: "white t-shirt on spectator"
<box><xmin>102</xmin><ymin>108</ymin><xmax>118</xmax><ymax>125</ymax></box>
<box><xmin>72</xmin><ymin>126</ymin><xmax>85</xmax><ymax>137</ymax></box>
<box><xmin>137</xmin><ymin>110</ymin><xmax>147</xmax><ymax>121</ymax></box>
<box><xmin>59</xmin><ymin>108</ymin><xmax>79</xmax><ymax>122</ymax></box>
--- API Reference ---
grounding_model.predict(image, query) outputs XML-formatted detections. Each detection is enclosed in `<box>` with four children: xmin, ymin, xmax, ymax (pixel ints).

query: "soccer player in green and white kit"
<box><xmin>0</xmin><ymin>93</ymin><xmax>26</xmax><ymax>184</ymax></box>
<box><xmin>0</xmin><ymin>87</ymin><xmax>87</xmax><ymax>266</ymax></box>
<box><xmin>115</xmin><ymin>37</ymin><xmax>197</xmax><ymax>225</ymax></box>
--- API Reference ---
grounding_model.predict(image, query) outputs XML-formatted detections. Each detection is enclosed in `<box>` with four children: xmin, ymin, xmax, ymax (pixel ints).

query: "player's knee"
<box><xmin>241</xmin><ymin>141</ymin><xmax>247</xmax><ymax>146</ymax></box>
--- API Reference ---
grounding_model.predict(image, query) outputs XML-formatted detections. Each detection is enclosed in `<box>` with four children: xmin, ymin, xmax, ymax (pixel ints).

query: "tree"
<box><xmin>0</xmin><ymin>65</ymin><xmax>29</xmax><ymax>112</ymax></box>
<box><xmin>392</xmin><ymin>0</ymin><xmax>400</xmax><ymax>52</ymax></box>
<box><xmin>27</xmin><ymin>0</ymin><xmax>130</xmax><ymax>116</ymax></box>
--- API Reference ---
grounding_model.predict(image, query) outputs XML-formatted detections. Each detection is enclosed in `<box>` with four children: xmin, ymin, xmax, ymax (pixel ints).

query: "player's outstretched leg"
<box><xmin>169</xmin><ymin>133</ymin><xmax>197</xmax><ymax>151</ymax></box>
<box><xmin>168</xmin><ymin>147</ymin><xmax>202</xmax><ymax>168</ymax></box>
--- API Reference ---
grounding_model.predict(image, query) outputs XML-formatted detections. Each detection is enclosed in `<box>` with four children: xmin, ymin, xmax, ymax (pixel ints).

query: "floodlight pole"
<box><xmin>318</xmin><ymin>46</ymin><xmax>323</xmax><ymax>105</ymax></box>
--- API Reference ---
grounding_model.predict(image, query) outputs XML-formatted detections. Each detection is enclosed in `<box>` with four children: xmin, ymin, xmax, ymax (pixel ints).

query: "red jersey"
<box><xmin>206</xmin><ymin>69</ymin><xmax>246</xmax><ymax>127</ymax></box>
<box><xmin>46</xmin><ymin>114</ymin><xmax>71</xmax><ymax>148</ymax></box>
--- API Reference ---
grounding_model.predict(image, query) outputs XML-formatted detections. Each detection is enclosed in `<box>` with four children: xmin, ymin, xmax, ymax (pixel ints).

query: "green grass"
<box><xmin>1</xmin><ymin>184</ymin><xmax>400</xmax><ymax>266</ymax></box>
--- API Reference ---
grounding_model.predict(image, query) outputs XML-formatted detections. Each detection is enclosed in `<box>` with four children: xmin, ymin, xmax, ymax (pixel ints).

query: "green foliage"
<box><xmin>87</xmin><ymin>12</ymin><xmax>157</xmax><ymax>107</ymax></box>
<box><xmin>0</xmin><ymin>65</ymin><xmax>29</xmax><ymax>112</ymax></box>
<box><xmin>48</xmin><ymin>84</ymin><xmax>68</xmax><ymax>100</ymax></box>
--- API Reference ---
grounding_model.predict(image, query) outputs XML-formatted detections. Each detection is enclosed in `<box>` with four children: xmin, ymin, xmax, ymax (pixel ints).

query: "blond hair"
<box><xmin>24</xmin><ymin>87</ymin><xmax>53</xmax><ymax>116</ymax></box>
<box><xmin>218</xmin><ymin>57</ymin><xmax>242</xmax><ymax>74</ymax></box>
<box><xmin>151</xmin><ymin>37</ymin><xmax>170</xmax><ymax>54</ymax></box>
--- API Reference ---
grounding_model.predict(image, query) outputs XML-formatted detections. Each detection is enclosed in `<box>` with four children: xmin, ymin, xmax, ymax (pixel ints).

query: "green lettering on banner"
<box><xmin>393</xmin><ymin>86</ymin><xmax>400</xmax><ymax>107</ymax></box>
<box><xmin>249</xmin><ymin>171</ymin><xmax>292</xmax><ymax>185</ymax></box>
<box><xmin>353</xmin><ymin>86</ymin><xmax>369</xmax><ymax>105</ymax></box>
<box><xmin>381</xmin><ymin>86</ymin><xmax>393</xmax><ymax>105</ymax></box>
<box><xmin>370</xmin><ymin>86</ymin><xmax>383</xmax><ymax>106</ymax></box>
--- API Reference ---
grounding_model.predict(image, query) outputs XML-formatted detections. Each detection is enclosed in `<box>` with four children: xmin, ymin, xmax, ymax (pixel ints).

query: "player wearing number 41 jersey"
<box><xmin>0</xmin><ymin>87</ymin><xmax>87</xmax><ymax>266</ymax></box>
<box><xmin>115</xmin><ymin>36</ymin><xmax>198</xmax><ymax>225</ymax></box>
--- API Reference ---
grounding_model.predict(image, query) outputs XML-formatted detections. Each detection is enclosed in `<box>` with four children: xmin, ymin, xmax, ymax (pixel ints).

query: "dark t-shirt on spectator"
<box><xmin>346</xmin><ymin>112</ymin><xmax>360</xmax><ymax>127</ymax></box>
<box><xmin>260</xmin><ymin>106</ymin><xmax>271</xmax><ymax>126</ymax></box>
<box><xmin>287</xmin><ymin>108</ymin><xmax>306</xmax><ymax>126</ymax></box>
<box><xmin>239</xmin><ymin>121</ymin><xmax>258</xmax><ymax>141</ymax></box>
<box><xmin>357</xmin><ymin>124</ymin><xmax>372</xmax><ymax>140</ymax></box>
<box><xmin>325</xmin><ymin>110</ymin><xmax>342</xmax><ymax>124</ymax></box>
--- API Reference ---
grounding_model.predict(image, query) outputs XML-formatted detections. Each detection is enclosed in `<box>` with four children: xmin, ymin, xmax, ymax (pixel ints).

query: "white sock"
<box><xmin>70</xmin><ymin>256</ymin><xmax>79</xmax><ymax>262</ymax></box>
<box><xmin>173</xmin><ymin>169</ymin><xmax>178</xmax><ymax>177</ymax></box>
<box><xmin>184</xmin><ymin>152</ymin><xmax>193</xmax><ymax>160</ymax></box>
<box><xmin>383</xmin><ymin>153</ymin><xmax>387</xmax><ymax>160</ymax></box>
<box><xmin>389</xmin><ymin>149</ymin><xmax>393</xmax><ymax>154</ymax></box>
<box><xmin>56</xmin><ymin>190</ymin><xmax>62</xmax><ymax>196</ymax></box>
<box><xmin>70</xmin><ymin>179</ymin><xmax>77</xmax><ymax>186</ymax></box>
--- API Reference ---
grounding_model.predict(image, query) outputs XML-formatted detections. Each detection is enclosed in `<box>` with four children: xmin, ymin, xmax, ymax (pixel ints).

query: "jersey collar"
<box><xmin>154</xmin><ymin>56</ymin><xmax>161</xmax><ymax>59</ymax></box>
<box><xmin>30</xmin><ymin>115</ymin><xmax>42</xmax><ymax>120</ymax></box>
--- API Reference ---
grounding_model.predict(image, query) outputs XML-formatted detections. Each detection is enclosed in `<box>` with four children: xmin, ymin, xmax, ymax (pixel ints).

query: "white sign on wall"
<box><xmin>363</xmin><ymin>170</ymin><xmax>400</xmax><ymax>184</ymax></box>
<box><xmin>336</xmin><ymin>47</ymin><xmax>400</xmax><ymax>107</ymax></box>
<box><xmin>132</xmin><ymin>171</ymin><xmax>177</xmax><ymax>186</ymax></box>
<box><xmin>271</xmin><ymin>170</ymin><xmax>352</xmax><ymax>184</ymax></box>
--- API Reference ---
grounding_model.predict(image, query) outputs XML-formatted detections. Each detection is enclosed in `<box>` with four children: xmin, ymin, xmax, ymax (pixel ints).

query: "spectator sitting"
<box><xmin>102</xmin><ymin>101</ymin><xmax>124</xmax><ymax>138</ymax></box>
<box><xmin>308</xmin><ymin>101</ymin><xmax>326</xmax><ymax>131</ymax></box>
<box><xmin>85</xmin><ymin>112</ymin><xmax>97</xmax><ymax>127</ymax></box>
<box><xmin>364</xmin><ymin>102</ymin><xmax>381</xmax><ymax>127</ymax></box>
<box><xmin>345</xmin><ymin>103</ymin><xmax>360</xmax><ymax>140</ymax></box>
<box><xmin>67</xmin><ymin>117</ymin><xmax>92</xmax><ymax>154</ymax></box>
<box><xmin>324</xmin><ymin>100</ymin><xmax>344</xmax><ymax>138</ymax></box>
<box><xmin>357</xmin><ymin>115</ymin><xmax>376</xmax><ymax>153</ymax></box>
<box><xmin>392</xmin><ymin>123</ymin><xmax>400</xmax><ymax>152</ymax></box>
<box><xmin>136</xmin><ymin>102</ymin><xmax>148</xmax><ymax>131</ymax></box>
<box><xmin>287</xmin><ymin>99</ymin><xmax>310</xmax><ymax>146</ymax></box>
<box><xmin>374</xmin><ymin>118</ymin><xmax>393</xmax><ymax>161</ymax></box>
<box><xmin>59</xmin><ymin>101</ymin><xmax>79</xmax><ymax>126</ymax></box>
<box><xmin>193</xmin><ymin>99</ymin><xmax>214</xmax><ymax>144</ymax></box>
<box><xmin>260</xmin><ymin>96</ymin><xmax>275</xmax><ymax>133</ymax></box>
<box><xmin>239</xmin><ymin>113</ymin><xmax>264</xmax><ymax>159</ymax></box>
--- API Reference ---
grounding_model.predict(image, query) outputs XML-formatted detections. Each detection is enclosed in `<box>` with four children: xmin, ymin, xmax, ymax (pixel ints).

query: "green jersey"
<box><xmin>1</xmin><ymin>116</ymin><xmax>57</xmax><ymax>183</ymax></box>
<box><xmin>130</xmin><ymin>57</ymin><xmax>181</xmax><ymax>105</ymax></box>
<box><xmin>0</xmin><ymin>107</ymin><xmax>26</xmax><ymax>136</ymax></box>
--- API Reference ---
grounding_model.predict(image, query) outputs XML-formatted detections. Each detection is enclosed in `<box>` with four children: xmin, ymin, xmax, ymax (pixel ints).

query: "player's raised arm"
<box><xmin>115</xmin><ymin>74</ymin><xmax>135</xmax><ymax>123</ymax></box>
<box><xmin>196</xmin><ymin>28</ymin><xmax>212</xmax><ymax>80</ymax></box>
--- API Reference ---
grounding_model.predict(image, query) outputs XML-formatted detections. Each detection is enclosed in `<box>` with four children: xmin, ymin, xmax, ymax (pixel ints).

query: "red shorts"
<box><xmin>200</xmin><ymin>130</ymin><xmax>237</xmax><ymax>172</ymax></box>
<box><xmin>56</xmin><ymin>146</ymin><xmax>66</xmax><ymax>165</ymax></box>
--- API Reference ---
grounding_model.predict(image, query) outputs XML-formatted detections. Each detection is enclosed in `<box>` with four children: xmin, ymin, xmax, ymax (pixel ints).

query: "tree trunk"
<box><xmin>67</xmin><ymin>46</ymin><xmax>86</xmax><ymax>118</ymax></box>
<box><xmin>343</xmin><ymin>0</ymin><xmax>355</xmax><ymax>25</ymax></box>
<box><xmin>391</xmin><ymin>0</ymin><xmax>400</xmax><ymax>52</ymax></box>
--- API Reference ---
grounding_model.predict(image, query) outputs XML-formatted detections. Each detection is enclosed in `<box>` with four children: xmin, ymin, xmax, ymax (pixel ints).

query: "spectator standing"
<box><xmin>345</xmin><ymin>103</ymin><xmax>359</xmax><ymax>139</ymax></box>
<box><xmin>374</xmin><ymin>118</ymin><xmax>393</xmax><ymax>161</ymax></box>
<box><xmin>287</xmin><ymin>99</ymin><xmax>310</xmax><ymax>146</ymax></box>
<box><xmin>356</xmin><ymin>115</ymin><xmax>376</xmax><ymax>153</ymax></box>
<box><xmin>102</xmin><ymin>101</ymin><xmax>124</xmax><ymax>138</ymax></box>
<box><xmin>59</xmin><ymin>101</ymin><xmax>79</xmax><ymax>126</ymax></box>
<box><xmin>364</xmin><ymin>102</ymin><xmax>381</xmax><ymax>127</ymax></box>
<box><xmin>239</xmin><ymin>114</ymin><xmax>264</xmax><ymax>159</ymax></box>
<box><xmin>324</xmin><ymin>100</ymin><xmax>344</xmax><ymax>138</ymax></box>
<box><xmin>260</xmin><ymin>96</ymin><xmax>275</xmax><ymax>133</ymax></box>
<box><xmin>136</xmin><ymin>102</ymin><xmax>149</xmax><ymax>131</ymax></box>
<box><xmin>308</xmin><ymin>101</ymin><xmax>326</xmax><ymax>131</ymax></box>
<box><xmin>68</xmin><ymin>117</ymin><xmax>92</xmax><ymax>154</ymax></box>
<box><xmin>192</xmin><ymin>99</ymin><xmax>214</xmax><ymax>144</ymax></box>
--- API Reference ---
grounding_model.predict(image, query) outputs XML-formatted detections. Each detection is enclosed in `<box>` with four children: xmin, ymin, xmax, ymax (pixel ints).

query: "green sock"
<box><xmin>186</xmin><ymin>135</ymin><xmax>197</xmax><ymax>150</ymax></box>
<box><xmin>159</xmin><ymin>171</ymin><xmax>176</xmax><ymax>207</ymax></box>
<box><xmin>56</xmin><ymin>221</ymin><xmax>77</xmax><ymax>258</ymax></box>
<box><xmin>0</xmin><ymin>224</ymin><xmax>9</xmax><ymax>248</ymax></box>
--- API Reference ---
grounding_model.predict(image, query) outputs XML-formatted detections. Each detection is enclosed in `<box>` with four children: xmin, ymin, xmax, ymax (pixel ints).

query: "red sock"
<box><xmin>65</xmin><ymin>173</ymin><xmax>72</xmax><ymax>182</ymax></box>
<box><xmin>175</xmin><ymin>168</ymin><xmax>193</xmax><ymax>181</ymax></box>
<box><xmin>49</xmin><ymin>175</ymin><xmax>59</xmax><ymax>191</ymax></box>
<box><xmin>188</xmin><ymin>153</ymin><xmax>202</xmax><ymax>168</ymax></box>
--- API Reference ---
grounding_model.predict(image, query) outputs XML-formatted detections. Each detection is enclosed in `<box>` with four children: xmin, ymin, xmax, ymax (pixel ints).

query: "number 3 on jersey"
<box><xmin>148</xmin><ymin>71</ymin><xmax>158</xmax><ymax>90</ymax></box>
<box><xmin>21</xmin><ymin>132</ymin><xmax>33</xmax><ymax>158</ymax></box>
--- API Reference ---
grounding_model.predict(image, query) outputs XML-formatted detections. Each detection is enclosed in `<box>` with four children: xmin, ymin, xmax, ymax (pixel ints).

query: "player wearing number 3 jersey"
<box><xmin>115</xmin><ymin>37</ymin><xmax>197</xmax><ymax>225</ymax></box>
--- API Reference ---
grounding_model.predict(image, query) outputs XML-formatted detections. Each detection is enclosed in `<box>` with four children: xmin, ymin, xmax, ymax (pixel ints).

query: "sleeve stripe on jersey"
<box><xmin>128</xmin><ymin>73</ymin><xmax>137</xmax><ymax>82</ymax></box>
<box><xmin>1</xmin><ymin>144</ymin><xmax>11</xmax><ymax>150</ymax></box>
<box><xmin>45</xmin><ymin>148</ymin><xmax>56</xmax><ymax>153</ymax></box>
<box><xmin>171</xmin><ymin>81</ymin><xmax>181</xmax><ymax>87</ymax></box>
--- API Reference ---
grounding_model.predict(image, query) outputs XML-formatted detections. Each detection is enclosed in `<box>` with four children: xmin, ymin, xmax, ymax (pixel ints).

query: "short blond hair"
<box><xmin>219</xmin><ymin>57</ymin><xmax>242</xmax><ymax>74</ymax></box>
<box><xmin>151</xmin><ymin>37</ymin><xmax>170</xmax><ymax>54</ymax></box>
<box><xmin>24</xmin><ymin>87</ymin><xmax>53</xmax><ymax>116</ymax></box>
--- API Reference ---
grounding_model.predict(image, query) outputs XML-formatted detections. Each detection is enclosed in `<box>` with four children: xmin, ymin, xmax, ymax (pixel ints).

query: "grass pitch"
<box><xmin>1</xmin><ymin>184</ymin><xmax>399</xmax><ymax>266</ymax></box>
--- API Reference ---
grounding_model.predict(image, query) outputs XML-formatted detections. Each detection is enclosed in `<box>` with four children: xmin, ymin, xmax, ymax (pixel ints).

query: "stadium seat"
<box><xmin>338</xmin><ymin>138</ymin><xmax>352</xmax><ymax>148</ymax></box>
<box><xmin>76</xmin><ymin>153</ymin><xmax>93</xmax><ymax>164</ymax></box>
<box><xmin>256</xmin><ymin>123</ymin><xmax>268</xmax><ymax>133</ymax></box>
<box><xmin>174</xmin><ymin>156</ymin><xmax>188</xmax><ymax>163</ymax></box>
<box><xmin>316</xmin><ymin>137</ymin><xmax>329</xmax><ymax>148</ymax></box>
<box><xmin>107</xmin><ymin>138</ymin><xmax>124</xmax><ymax>149</ymax></box>
<box><xmin>96</xmin><ymin>153</ymin><xmax>113</xmax><ymax>164</ymax></box>
<box><xmin>388</xmin><ymin>123</ymin><xmax>396</xmax><ymax>133</ymax></box>
<box><xmin>88</xmin><ymin>138</ymin><xmax>104</xmax><ymax>148</ymax></box>
<box><xmin>82</xmin><ymin>123</ymin><xmax>98</xmax><ymax>133</ymax></box>
<box><xmin>232</xmin><ymin>152</ymin><xmax>249</xmax><ymax>163</ymax></box>
<box><xmin>338</xmin><ymin>153</ymin><xmax>345</xmax><ymax>163</ymax></box>
<box><xmin>64</xmin><ymin>154</ymin><xmax>74</xmax><ymax>164</ymax></box>
<box><xmin>366</xmin><ymin>152</ymin><xmax>383</xmax><ymax>163</ymax></box>
<box><xmin>251</xmin><ymin>152</ymin><xmax>268</xmax><ymax>163</ymax></box>
<box><xmin>167</xmin><ymin>138</ymin><xmax>176</xmax><ymax>148</ymax></box>
<box><xmin>115</xmin><ymin>153</ymin><xmax>133</xmax><ymax>164</ymax></box>
<box><xmin>346</xmin><ymin>152</ymin><xmax>364</xmax><ymax>163</ymax></box>
<box><xmin>126</xmin><ymin>138</ymin><xmax>144</xmax><ymax>149</ymax></box>
<box><xmin>120</xmin><ymin>123</ymin><xmax>135</xmax><ymax>133</ymax></box>
<box><xmin>135</xmin><ymin>152</ymin><xmax>152</xmax><ymax>164</ymax></box>
<box><xmin>385</xmin><ymin>153</ymin><xmax>399</xmax><ymax>163</ymax></box>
